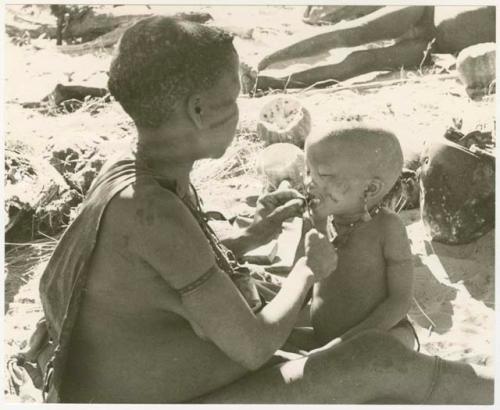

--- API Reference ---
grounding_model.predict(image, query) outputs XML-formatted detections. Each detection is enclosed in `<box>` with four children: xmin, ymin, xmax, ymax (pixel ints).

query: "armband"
<box><xmin>177</xmin><ymin>265</ymin><xmax>218</xmax><ymax>296</ymax></box>
<box><xmin>386</xmin><ymin>258</ymin><xmax>412</xmax><ymax>267</ymax></box>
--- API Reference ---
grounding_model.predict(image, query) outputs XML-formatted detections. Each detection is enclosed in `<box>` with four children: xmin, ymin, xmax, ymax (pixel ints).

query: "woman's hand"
<box><xmin>247</xmin><ymin>188</ymin><xmax>305</xmax><ymax>245</ymax></box>
<box><xmin>304</xmin><ymin>228</ymin><xmax>337</xmax><ymax>282</ymax></box>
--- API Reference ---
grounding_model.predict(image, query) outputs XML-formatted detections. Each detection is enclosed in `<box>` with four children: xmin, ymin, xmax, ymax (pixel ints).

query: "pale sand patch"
<box><xmin>405</xmin><ymin>216</ymin><xmax>494</xmax><ymax>366</ymax></box>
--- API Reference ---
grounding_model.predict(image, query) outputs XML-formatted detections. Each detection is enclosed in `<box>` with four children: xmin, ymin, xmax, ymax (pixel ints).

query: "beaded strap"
<box><xmin>170</xmin><ymin>184</ymin><xmax>262</xmax><ymax>310</ymax></box>
<box><xmin>177</xmin><ymin>265</ymin><xmax>218</xmax><ymax>295</ymax></box>
<box><xmin>181</xmin><ymin>185</ymin><xmax>241</xmax><ymax>278</ymax></box>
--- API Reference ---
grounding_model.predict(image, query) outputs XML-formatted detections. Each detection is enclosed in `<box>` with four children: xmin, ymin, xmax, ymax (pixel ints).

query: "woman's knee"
<box><xmin>328</xmin><ymin>330</ymin><xmax>416</xmax><ymax>376</ymax></box>
<box><xmin>309</xmin><ymin>330</ymin><xmax>416</xmax><ymax>402</ymax></box>
<box><xmin>351</xmin><ymin>329</ymin><xmax>413</xmax><ymax>356</ymax></box>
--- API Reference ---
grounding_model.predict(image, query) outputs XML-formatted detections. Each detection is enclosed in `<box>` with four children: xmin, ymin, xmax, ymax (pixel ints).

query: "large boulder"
<box><xmin>419</xmin><ymin>138</ymin><xmax>494</xmax><ymax>244</ymax></box>
<box><xmin>456</xmin><ymin>42</ymin><xmax>496</xmax><ymax>100</ymax></box>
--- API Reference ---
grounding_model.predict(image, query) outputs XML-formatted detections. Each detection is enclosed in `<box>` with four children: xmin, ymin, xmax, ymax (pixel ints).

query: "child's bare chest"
<box><xmin>311</xmin><ymin>227</ymin><xmax>389</xmax><ymax>340</ymax></box>
<box><xmin>316</xmin><ymin>222</ymin><xmax>388</xmax><ymax>300</ymax></box>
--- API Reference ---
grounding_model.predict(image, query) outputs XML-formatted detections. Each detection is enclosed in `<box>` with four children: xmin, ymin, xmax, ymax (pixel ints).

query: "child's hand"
<box><xmin>304</xmin><ymin>229</ymin><xmax>337</xmax><ymax>281</ymax></box>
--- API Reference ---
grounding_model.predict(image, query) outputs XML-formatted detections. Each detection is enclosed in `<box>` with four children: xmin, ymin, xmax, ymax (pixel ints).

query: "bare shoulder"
<box><xmin>378</xmin><ymin>208</ymin><xmax>412</xmax><ymax>259</ymax></box>
<box><xmin>106</xmin><ymin>179</ymin><xmax>216</xmax><ymax>286</ymax></box>
<box><xmin>377</xmin><ymin>208</ymin><xmax>406</xmax><ymax>234</ymax></box>
<box><xmin>105</xmin><ymin>177</ymin><xmax>188</xmax><ymax>234</ymax></box>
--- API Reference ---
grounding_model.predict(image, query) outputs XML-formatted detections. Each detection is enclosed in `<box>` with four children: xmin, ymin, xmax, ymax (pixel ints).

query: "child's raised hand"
<box><xmin>304</xmin><ymin>229</ymin><xmax>337</xmax><ymax>281</ymax></box>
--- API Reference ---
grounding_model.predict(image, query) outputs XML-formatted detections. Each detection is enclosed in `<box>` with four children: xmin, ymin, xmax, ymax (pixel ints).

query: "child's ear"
<box><xmin>187</xmin><ymin>94</ymin><xmax>203</xmax><ymax>129</ymax></box>
<box><xmin>365</xmin><ymin>178</ymin><xmax>384</xmax><ymax>199</ymax></box>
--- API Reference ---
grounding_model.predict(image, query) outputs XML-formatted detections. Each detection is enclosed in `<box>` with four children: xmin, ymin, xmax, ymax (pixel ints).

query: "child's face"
<box><xmin>305</xmin><ymin>144</ymin><xmax>369</xmax><ymax>218</ymax></box>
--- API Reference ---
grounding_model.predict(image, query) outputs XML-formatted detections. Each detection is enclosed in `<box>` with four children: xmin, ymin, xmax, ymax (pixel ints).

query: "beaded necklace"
<box><xmin>327</xmin><ymin>204</ymin><xmax>383</xmax><ymax>248</ymax></box>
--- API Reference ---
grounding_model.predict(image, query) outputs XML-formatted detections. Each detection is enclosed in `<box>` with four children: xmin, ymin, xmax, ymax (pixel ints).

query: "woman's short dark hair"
<box><xmin>108</xmin><ymin>16</ymin><xmax>235</xmax><ymax>128</ymax></box>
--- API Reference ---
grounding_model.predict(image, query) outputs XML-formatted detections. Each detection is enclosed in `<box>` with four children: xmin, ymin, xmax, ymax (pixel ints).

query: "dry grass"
<box><xmin>4</xmin><ymin>240</ymin><xmax>55</xmax><ymax>356</ymax></box>
<box><xmin>3</xmin><ymin>4</ymin><xmax>496</xmax><ymax>402</ymax></box>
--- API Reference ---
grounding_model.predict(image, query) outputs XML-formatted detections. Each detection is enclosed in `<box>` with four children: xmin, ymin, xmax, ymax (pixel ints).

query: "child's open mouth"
<box><xmin>306</xmin><ymin>192</ymin><xmax>321</xmax><ymax>209</ymax></box>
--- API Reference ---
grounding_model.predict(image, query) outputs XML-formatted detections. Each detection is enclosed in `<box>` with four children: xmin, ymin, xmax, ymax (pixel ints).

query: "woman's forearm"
<box><xmin>220</xmin><ymin>227</ymin><xmax>266</xmax><ymax>258</ymax></box>
<box><xmin>251</xmin><ymin>258</ymin><xmax>314</xmax><ymax>366</ymax></box>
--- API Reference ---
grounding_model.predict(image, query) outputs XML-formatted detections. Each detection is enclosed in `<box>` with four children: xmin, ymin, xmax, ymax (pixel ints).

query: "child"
<box><xmin>302</xmin><ymin>124</ymin><xmax>418</xmax><ymax>350</ymax></box>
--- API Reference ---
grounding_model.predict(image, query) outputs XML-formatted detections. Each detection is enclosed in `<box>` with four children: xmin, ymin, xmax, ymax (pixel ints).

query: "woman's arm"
<box><xmin>181</xmin><ymin>258</ymin><xmax>315</xmax><ymax>370</ymax></box>
<box><xmin>184</xmin><ymin>227</ymin><xmax>337</xmax><ymax>370</ymax></box>
<box><xmin>132</xmin><ymin>188</ymin><xmax>336</xmax><ymax>370</ymax></box>
<box><xmin>221</xmin><ymin>189</ymin><xmax>305</xmax><ymax>258</ymax></box>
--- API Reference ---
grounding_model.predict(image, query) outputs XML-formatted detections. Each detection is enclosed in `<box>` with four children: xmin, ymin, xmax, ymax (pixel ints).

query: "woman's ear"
<box><xmin>187</xmin><ymin>94</ymin><xmax>203</xmax><ymax>129</ymax></box>
<box><xmin>365</xmin><ymin>178</ymin><xmax>384</xmax><ymax>199</ymax></box>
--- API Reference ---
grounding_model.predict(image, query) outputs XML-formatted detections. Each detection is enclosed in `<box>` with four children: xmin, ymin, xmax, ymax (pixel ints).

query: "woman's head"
<box><xmin>108</xmin><ymin>16</ymin><xmax>238</xmax><ymax>131</ymax></box>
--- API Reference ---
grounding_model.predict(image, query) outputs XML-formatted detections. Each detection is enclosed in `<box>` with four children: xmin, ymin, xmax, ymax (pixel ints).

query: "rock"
<box><xmin>257</xmin><ymin>143</ymin><xmax>305</xmax><ymax>192</ymax></box>
<box><xmin>25</xmin><ymin>84</ymin><xmax>111</xmax><ymax>112</ymax></box>
<box><xmin>419</xmin><ymin>138</ymin><xmax>494</xmax><ymax>244</ymax></box>
<box><xmin>456</xmin><ymin>42</ymin><xmax>496</xmax><ymax>100</ymax></box>
<box><xmin>257</xmin><ymin>96</ymin><xmax>311</xmax><ymax>148</ymax></box>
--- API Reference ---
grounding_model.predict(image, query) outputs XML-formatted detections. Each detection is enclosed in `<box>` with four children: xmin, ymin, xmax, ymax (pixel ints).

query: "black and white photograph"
<box><xmin>3</xmin><ymin>2</ymin><xmax>496</xmax><ymax>405</ymax></box>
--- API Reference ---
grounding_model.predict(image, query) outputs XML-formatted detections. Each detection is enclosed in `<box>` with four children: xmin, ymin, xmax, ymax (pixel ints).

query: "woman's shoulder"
<box><xmin>109</xmin><ymin>180</ymin><xmax>216</xmax><ymax>276</ymax></box>
<box><xmin>112</xmin><ymin>179</ymin><xmax>194</xmax><ymax>229</ymax></box>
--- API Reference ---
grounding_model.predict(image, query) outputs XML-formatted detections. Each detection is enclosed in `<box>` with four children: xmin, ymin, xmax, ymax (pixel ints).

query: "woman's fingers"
<box><xmin>267</xmin><ymin>198</ymin><xmax>304</xmax><ymax>221</ymax></box>
<box><xmin>259</xmin><ymin>189</ymin><xmax>305</xmax><ymax>209</ymax></box>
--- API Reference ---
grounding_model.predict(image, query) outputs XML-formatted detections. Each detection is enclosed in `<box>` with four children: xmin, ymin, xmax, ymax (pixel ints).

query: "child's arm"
<box><xmin>336</xmin><ymin>213</ymin><xmax>414</xmax><ymax>341</ymax></box>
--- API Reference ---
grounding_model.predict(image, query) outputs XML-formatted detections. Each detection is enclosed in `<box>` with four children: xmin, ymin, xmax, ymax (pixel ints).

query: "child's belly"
<box><xmin>310</xmin><ymin>258</ymin><xmax>387</xmax><ymax>344</ymax></box>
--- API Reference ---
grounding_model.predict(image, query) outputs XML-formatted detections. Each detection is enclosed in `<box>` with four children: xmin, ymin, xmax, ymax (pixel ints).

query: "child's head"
<box><xmin>305</xmin><ymin>123</ymin><xmax>403</xmax><ymax>218</ymax></box>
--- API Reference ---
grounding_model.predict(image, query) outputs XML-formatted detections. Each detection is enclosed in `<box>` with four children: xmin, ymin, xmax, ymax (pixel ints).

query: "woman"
<box><xmin>39</xmin><ymin>16</ymin><xmax>493</xmax><ymax>404</ymax></box>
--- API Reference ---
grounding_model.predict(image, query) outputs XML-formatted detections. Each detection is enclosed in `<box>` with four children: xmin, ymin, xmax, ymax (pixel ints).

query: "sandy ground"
<box><xmin>4</xmin><ymin>4</ymin><xmax>495</xmax><ymax>402</ymax></box>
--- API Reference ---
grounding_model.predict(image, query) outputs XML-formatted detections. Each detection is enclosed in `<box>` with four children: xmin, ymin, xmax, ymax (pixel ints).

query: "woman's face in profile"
<box><xmin>198</xmin><ymin>51</ymin><xmax>241</xmax><ymax>159</ymax></box>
